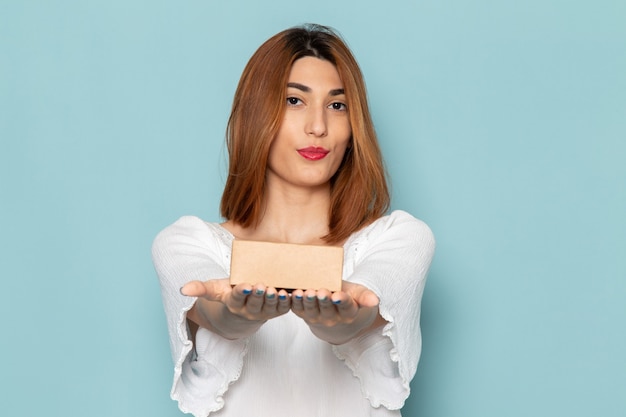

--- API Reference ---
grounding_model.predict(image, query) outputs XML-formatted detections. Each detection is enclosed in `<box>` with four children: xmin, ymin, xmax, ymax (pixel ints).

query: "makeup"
<box><xmin>297</xmin><ymin>146</ymin><xmax>330</xmax><ymax>161</ymax></box>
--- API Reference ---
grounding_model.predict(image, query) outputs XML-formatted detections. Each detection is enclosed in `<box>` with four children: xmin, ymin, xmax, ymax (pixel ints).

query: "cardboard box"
<box><xmin>229</xmin><ymin>240</ymin><xmax>344</xmax><ymax>291</ymax></box>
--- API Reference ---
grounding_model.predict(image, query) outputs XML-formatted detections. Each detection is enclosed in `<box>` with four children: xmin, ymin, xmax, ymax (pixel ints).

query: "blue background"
<box><xmin>1</xmin><ymin>1</ymin><xmax>625</xmax><ymax>416</ymax></box>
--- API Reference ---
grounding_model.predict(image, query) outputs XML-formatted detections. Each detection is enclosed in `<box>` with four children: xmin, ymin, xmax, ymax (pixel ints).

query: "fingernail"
<box><xmin>255</xmin><ymin>289</ymin><xmax>265</xmax><ymax>295</ymax></box>
<box><xmin>318</xmin><ymin>295</ymin><xmax>327</xmax><ymax>301</ymax></box>
<box><xmin>332</xmin><ymin>299</ymin><xmax>341</xmax><ymax>305</ymax></box>
<box><xmin>295</xmin><ymin>294</ymin><xmax>303</xmax><ymax>300</ymax></box>
<box><xmin>306</xmin><ymin>295</ymin><xmax>316</xmax><ymax>301</ymax></box>
<box><xmin>179</xmin><ymin>286</ymin><xmax>186</xmax><ymax>296</ymax></box>
<box><xmin>242</xmin><ymin>289</ymin><xmax>251</xmax><ymax>295</ymax></box>
<box><xmin>278</xmin><ymin>294</ymin><xmax>287</xmax><ymax>300</ymax></box>
<box><xmin>266</xmin><ymin>293</ymin><xmax>275</xmax><ymax>299</ymax></box>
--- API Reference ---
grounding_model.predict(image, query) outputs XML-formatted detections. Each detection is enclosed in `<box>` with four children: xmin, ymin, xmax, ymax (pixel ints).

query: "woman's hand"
<box><xmin>290</xmin><ymin>281</ymin><xmax>387</xmax><ymax>345</ymax></box>
<box><xmin>181</xmin><ymin>279</ymin><xmax>291</xmax><ymax>340</ymax></box>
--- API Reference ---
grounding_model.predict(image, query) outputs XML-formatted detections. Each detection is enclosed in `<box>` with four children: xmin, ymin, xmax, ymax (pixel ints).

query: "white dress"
<box><xmin>152</xmin><ymin>210</ymin><xmax>435</xmax><ymax>417</ymax></box>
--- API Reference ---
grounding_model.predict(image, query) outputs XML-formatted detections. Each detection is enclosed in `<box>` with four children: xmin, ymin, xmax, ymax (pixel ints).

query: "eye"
<box><xmin>329</xmin><ymin>102</ymin><xmax>347</xmax><ymax>111</ymax></box>
<box><xmin>287</xmin><ymin>97</ymin><xmax>302</xmax><ymax>106</ymax></box>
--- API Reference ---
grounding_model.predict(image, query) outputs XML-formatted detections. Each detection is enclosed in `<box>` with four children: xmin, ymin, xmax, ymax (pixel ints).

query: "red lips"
<box><xmin>297</xmin><ymin>146</ymin><xmax>329</xmax><ymax>161</ymax></box>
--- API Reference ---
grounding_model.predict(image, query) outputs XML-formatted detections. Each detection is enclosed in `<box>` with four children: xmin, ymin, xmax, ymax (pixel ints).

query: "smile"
<box><xmin>297</xmin><ymin>147</ymin><xmax>330</xmax><ymax>161</ymax></box>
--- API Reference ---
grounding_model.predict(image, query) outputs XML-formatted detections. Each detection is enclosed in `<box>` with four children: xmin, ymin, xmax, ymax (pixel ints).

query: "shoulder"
<box><xmin>358</xmin><ymin>210</ymin><xmax>435</xmax><ymax>247</ymax></box>
<box><xmin>152</xmin><ymin>216</ymin><xmax>209</xmax><ymax>249</ymax></box>
<box><xmin>345</xmin><ymin>210</ymin><xmax>435</xmax><ymax>266</ymax></box>
<box><xmin>151</xmin><ymin>216</ymin><xmax>233</xmax><ymax>260</ymax></box>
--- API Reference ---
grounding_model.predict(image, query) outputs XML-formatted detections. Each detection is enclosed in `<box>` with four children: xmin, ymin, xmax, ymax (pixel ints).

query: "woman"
<box><xmin>152</xmin><ymin>24</ymin><xmax>435</xmax><ymax>417</ymax></box>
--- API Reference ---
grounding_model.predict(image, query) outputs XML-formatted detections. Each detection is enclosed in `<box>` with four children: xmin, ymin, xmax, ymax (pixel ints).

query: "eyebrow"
<box><xmin>287</xmin><ymin>82</ymin><xmax>345</xmax><ymax>96</ymax></box>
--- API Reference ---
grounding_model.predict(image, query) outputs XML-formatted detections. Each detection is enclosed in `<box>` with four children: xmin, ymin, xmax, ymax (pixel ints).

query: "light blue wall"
<box><xmin>1</xmin><ymin>1</ymin><xmax>624</xmax><ymax>416</ymax></box>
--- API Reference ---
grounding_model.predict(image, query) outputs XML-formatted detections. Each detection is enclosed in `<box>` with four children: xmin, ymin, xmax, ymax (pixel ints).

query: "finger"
<box><xmin>291</xmin><ymin>290</ymin><xmax>305</xmax><ymax>315</ymax></box>
<box><xmin>228</xmin><ymin>283</ymin><xmax>254</xmax><ymax>309</ymax></box>
<box><xmin>317</xmin><ymin>289</ymin><xmax>335</xmax><ymax>319</ymax></box>
<box><xmin>277</xmin><ymin>290</ymin><xmax>291</xmax><ymax>315</ymax></box>
<box><xmin>244</xmin><ymin>284</ymin><xmax>267</xmax><ymax>314</ymax></box>
<box><xmin>354</xmin><ymin>288</ymin><xmax>380</xmax><ymax>308</ymax></box>
<box><xmin>262</xmin><ymin>287</ymin><xmax>278</xmax><ymax>314</ymax></box>
<box><xmin>180</xmin><ymin>278</ymin><xmax>230</xmax><ymax>300</ymax></box>
<box><xmin>331</xmin><ymin>291</ymin><xmax>359</xmax><ymax>319</ymax></box>
<box><xmin>302</xmin><ymin>289</ymin><xmax>320</xmax><ymax>318</ymax></box>
<box><xmin>180</xmin><ymin>280</ymin><xmax>206</xmax><ymax>296</ymax></box>
<box><xmin>342</xmin><ymin>282</ymin><xmax>380</xmax><ymax>308</ymax></box>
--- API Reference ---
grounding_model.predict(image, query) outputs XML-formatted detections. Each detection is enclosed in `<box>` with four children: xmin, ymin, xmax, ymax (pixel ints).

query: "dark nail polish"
<box><xmin>279</xmin><ymin>294</ymin><xmax>287</xmax><ymax>300</ymax></box>
<box><xmin>256</xmin><ymin>289</ymin><xmax>265</xmax><ymax>295</ymax></box>
<box><xmin>242</xmin><ymin>289</ymin><xmax>251</xmax><ymax>295</ymax></box>
<box><xmin>266</xmin><ymin>293</ymin><xmax>275</xmax><ymax>299</ymax></box>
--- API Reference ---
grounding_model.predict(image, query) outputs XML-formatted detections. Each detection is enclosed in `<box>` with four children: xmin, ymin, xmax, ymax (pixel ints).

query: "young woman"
<box><xmin>152</xmin><ymin>24</ymin><xmax>435</xmax><ymax>417</ymax></box>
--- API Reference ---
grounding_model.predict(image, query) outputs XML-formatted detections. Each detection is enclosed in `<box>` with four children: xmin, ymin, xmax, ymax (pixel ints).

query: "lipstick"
<box><xmin>297</xmin><ymin>147</ymin><xmax>329</xmax><ymax>161</ymax></box>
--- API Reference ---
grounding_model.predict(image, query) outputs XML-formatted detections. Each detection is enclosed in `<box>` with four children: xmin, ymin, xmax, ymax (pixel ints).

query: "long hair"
<box><xmin>220</xmin><ymin>24</ymin><xmax>389</xmax><ymax>244</ymax></box>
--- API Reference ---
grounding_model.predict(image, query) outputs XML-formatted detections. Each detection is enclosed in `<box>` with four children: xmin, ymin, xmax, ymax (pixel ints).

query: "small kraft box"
<box><xmin>229</xmin><ymin>240</ymin><xmax>344</xmax><ymax>291</ymax></box>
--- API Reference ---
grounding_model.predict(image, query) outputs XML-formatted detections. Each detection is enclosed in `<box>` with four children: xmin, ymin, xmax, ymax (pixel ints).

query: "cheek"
<box><xmin>336</xmin><ymin>119</ymin><xmax>352</xmax><ymax>144</ymax></box>
<box><xmin>335</xmin><ymin>133</ymin><xmax>352</xmax><ymax>163</ymax></box>
<box><xmin>341</xmin><ymin>125</ymin><xmax>352</xmax><ymax>148</ymax></box>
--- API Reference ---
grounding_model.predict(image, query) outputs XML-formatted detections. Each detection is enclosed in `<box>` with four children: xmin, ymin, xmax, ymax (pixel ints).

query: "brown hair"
<box><xmin>220</xmin><ymin>24</ymin><xmax>390</xmax><ymax>244</ymax></box>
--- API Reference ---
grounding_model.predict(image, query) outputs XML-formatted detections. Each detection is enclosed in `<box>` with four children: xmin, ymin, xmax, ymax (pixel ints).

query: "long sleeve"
<box><xmin>152</xmin><ymin>212</ymin><xmax>434</xmax><ymax>417</ymax></box>
<box><xmin>151</xmin><ymin>216</ymin><xmax>248</xmax><ymax>417</ymax></box>
<box><xmin>334</xmin><ymin>210</ymin><xmax>435</xmax><ymax>410</ymax></box>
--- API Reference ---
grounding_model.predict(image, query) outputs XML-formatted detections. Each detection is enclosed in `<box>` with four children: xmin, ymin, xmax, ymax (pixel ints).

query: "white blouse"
<box><xmin>152</xmin><ymin>210</ymin><xmax>435</xmax><ymax>417</ymax></box>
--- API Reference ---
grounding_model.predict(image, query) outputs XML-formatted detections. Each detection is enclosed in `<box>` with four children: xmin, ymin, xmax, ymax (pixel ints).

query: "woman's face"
<box><xmin>266</xmin><ymin>57</ymin><xmax>352</xmax><ymax>192</ymax></box>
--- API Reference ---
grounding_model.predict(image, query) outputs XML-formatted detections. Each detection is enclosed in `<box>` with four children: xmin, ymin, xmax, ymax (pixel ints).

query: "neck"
<box><xmin>228</xmin><ymin>181</ymin><xmax>333</xmax><ymax>245</ymax></box>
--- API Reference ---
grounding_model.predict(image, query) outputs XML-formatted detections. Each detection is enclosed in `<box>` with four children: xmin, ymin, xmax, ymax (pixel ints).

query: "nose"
<box><xmin>305</xmin><ymin>106</ymin><xmax>328</xmax><ymax>137</ymax></box>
